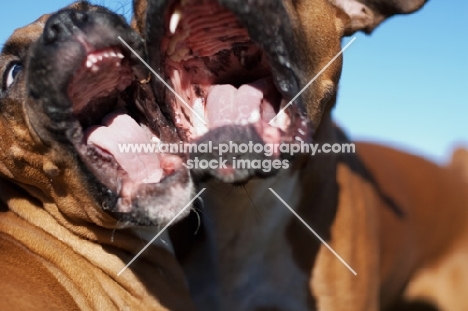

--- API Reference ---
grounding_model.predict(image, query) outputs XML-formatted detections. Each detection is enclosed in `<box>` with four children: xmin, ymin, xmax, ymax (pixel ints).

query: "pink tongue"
<box><xmin>85</xmin><ymin>112</ymin><xmax>163</xmax><ymax>183</ymax></box>
<box><xmin>206</xmin><ymin>82</ymin><xmax>263</xmax><ymax>129</ymax></box>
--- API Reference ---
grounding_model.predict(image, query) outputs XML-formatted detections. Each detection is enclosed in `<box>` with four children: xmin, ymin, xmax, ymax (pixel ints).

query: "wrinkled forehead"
<box><xmin>2</xmin><ymin>14</ymin><xmax>50</xmax><ymax>55</ymax></box>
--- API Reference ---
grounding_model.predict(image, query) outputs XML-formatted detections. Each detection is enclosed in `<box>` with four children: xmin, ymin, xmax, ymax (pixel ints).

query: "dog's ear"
<box><xmin>330</xmin><ymin>0</ymin><xmax>428</xmax><ymax>35</ymax></box>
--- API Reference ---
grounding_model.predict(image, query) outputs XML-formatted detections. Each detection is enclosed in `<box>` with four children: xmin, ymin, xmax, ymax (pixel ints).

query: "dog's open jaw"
<box><xmin>68</xmin><ymin>46</ymin><xmax>184</xmax><ymax>204</ymax></box>
<box><xmin>147</xmin><ymin>0</ymin><xmax>312</xmax><ymax>182</ymax></box>
<box><xmin>164</xmin><ymin>1</ymin><xmax>288</xmax><ymax>138</ymax></box>
<box><xmin>22</xmin><ymin>4</ymin><xmax>193</xmax><ymax>226</ymax></box>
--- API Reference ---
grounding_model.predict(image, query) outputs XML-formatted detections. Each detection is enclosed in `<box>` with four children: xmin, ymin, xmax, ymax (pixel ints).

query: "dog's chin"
<box><xmin>147</xmin><ymin>0</ymin><xmax>313</xmax><ymax>183</ymax></box>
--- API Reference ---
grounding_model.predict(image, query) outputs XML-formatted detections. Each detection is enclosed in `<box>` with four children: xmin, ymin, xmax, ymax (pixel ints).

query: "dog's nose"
<box><xmin>43</xmin><ymin>10</ymin><xmax>89</xmax><ymax>44</ymax></box>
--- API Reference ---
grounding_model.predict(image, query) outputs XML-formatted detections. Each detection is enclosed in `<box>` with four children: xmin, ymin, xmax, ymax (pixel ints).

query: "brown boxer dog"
<box><xmin>134</xmin><ymin>0</ymin><xmax>468</xmax><ymax>310</ymax></box>
<box><xmin>0</xmin><ymin>1</ymin><xmax>196</xmax><ymax>310</ymax></box>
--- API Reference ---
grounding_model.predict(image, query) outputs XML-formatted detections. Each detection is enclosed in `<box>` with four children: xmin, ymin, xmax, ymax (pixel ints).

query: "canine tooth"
<box><xmin>276</xmin><ymin>110</ymin><xmax>290</xmax><ymax>132</ymax></box>
<box><xmin>88</xmin><ymin>55</ymin><xmax>97</xmax><ymax>63</ymax></box>
<box><xmin>117</xmin><ymin>52</ymin><xmax>124</xmax><ymax>59</ymax></box>
<box><xmin>193</xmin><ymin>98</ymin><xmax>208</xmax><ymax>137</ymax></box>
<box><xmin>169</xmin><ymin>10</ymin><xmax>181</xmax><ymax>34</ymax></box>
<box><xmin>110</xmin><ymin>51</ymin><xmax>117</xmax><ymax>57</ymax></box>
<box><xmin>103</xmin><ymin>52</ymin><xmax>110</xmax><ymax>58</ymax></box>
<box><xmin>140</xmin><ymin>74</ymin><xmax>151</xmax><ymax>84</ymax></box>
<box><xmin>196</xmin><ymin>125</ymin><xmax>209</xmax><ymax>137</ymax></box>
<box><xmin>248</xmin><ymin>110</ymin><xmax>260</xmax><ymax>123</ymax></box>
<box><xmin>86</xmin><ymin>60</ymin><xmax>93</xmax><ymax>68</ymax></box>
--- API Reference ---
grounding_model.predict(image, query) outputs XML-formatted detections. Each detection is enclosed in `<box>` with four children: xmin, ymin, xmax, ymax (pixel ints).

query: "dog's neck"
<box><xmin>190</xmin><ymin>114</ymin><xmax>340</xmax><ymax>310</ymax></box>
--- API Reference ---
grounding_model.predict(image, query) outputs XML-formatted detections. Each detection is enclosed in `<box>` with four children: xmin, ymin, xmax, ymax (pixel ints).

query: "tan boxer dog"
<box><xmin>134</xmin><ymin>0</ymin><xmax>468</xmax><ymax>310</ymax></box>
<box><xmin>0</xmin><ymin>1</ymin><xmax>197</xmax><ymax>310</ymax></box>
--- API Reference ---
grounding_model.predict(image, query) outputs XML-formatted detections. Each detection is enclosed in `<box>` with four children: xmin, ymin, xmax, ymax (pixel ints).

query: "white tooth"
<box><xmin>88</xmin><ymin>55</ymin><xmax>97</xmax><ymax>63</ymax></box>
<box><xmin>276</xmin><ymin>109</ymin><xmax>290</xmax><ymax>132</ymax></box>
<box><xmin>248</xmin><ymin>110</ymin><xmax>260</xmax><ymax>123</ymax></box>
<box><xmin>117</xmin><ymin>52</ymin><xmax>124</xmax><ymax>59</ymax></box>
<box><xmin>240</xmin><ymin>119</ymin><xmax>248</xmax><ymax>126</ymax></box>
<box><xmin>91</xmin><ymin>65</ymin><xmax>99</xmax><ymax>72</ymax></box>
<box><xmin>86</xmin><ymin>60</ymin><xmax>93</xmax><ymax>68</ymax></box>
<box><xmin>196</xmin><ymin>126</ymin><xmax>208</xmax><ymax>137</ymax></box>
<box><xmin>98</xmin><ymin>55</ymin><xmax>103</xmax><ymax>61</ymax></box>
<box><xmin>169</xmin><ymin>11</ymin><xmax>181</xmax><ymax>34</ymax></box>
<box><xmin>192</xmin><ymin>98</ymin><xmax>208</xmax><ymax>137</ymax></box>
<box><xmin>110</xmin><ymin>51</ymin><xmax>117</xmax><ymax>57</ymax></box>
<box><xmin>103</xmin><ymin>52</ymin><xmax>110</xmax><ymax>58</ymax></box>
<box><xmin>115</xmin><ymin>62</ymin><xmax>121</xmax><ymax>67</ymax></box>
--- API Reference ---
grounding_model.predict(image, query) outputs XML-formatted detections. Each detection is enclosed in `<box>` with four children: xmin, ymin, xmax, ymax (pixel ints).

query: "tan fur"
<box><xmin>357</xmin><ymin>143</ymin><xmax>468</xmax><ymax>310</ymax></box>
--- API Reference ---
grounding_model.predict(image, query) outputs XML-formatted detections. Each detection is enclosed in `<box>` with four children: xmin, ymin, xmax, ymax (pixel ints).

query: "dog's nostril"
<box><xmin>44</xmin><ymin>23</ymin><xmax>61</xmax><ymax>43</ymax></box>
<box><xmin>71</xmin><ymin>11</ymin><xmax>88</xmax><ymax>24</ymax></box>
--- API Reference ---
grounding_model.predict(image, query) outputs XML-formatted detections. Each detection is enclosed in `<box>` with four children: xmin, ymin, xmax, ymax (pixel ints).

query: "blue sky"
<box><xmin>337</xmin><ymin>1</ymin><xmax>468</xmax><ymax>163</ymax></box>
<box><xmin>1</xmin><ymin>1</ymin><xmax>466</xmax><ymax>164</ymax></box>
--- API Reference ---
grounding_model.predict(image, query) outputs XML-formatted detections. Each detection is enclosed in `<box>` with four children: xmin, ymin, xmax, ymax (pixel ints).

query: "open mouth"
<box><xmin>148</xmin><ymin>0</ymin><xmax>312</xmax><ymax>182</ymax></box>
<box><xmin>66</xmin><ymin>41</ymin><xmax>192</xmax><ymax>224</ymax></box>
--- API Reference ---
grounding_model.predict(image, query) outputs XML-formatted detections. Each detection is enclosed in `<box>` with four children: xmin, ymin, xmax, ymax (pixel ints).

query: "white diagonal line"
<box><xmin>269</xmin><ymin>188</ymin><xmax>357</xmax><ymax>276</ymax></box>
<box><xmin>117</xmin><ymin>188</ymin><xmax>206</xmax><ymax>276</ymax></box>
<box><xmin>269</xmin><ymin>37</ymin><xmax>357</xmax><ymax>125</ymax></box>
<box><xmin>117</xmin><ymin>36</ymin><xmax>207</xmax><ymax>125</ymax></box>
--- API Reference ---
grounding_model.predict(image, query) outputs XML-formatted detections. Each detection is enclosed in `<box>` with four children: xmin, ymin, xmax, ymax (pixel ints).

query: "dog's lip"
<box><xmin>73</xmin><ymin>136</ymin><xmax>191</xmax><ymax>226</ymax></box>
<box><xmin>68</xmin><ymin>30</ymin><xmax>147</xmax><ymax>79</ymax></box>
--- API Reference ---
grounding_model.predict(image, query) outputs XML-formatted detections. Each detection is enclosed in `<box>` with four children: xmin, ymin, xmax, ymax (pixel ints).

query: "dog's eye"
<box><xmin>4</xmin><ymin>63</ymin><xmax>23</xmax><ymax>89</ymax></box>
